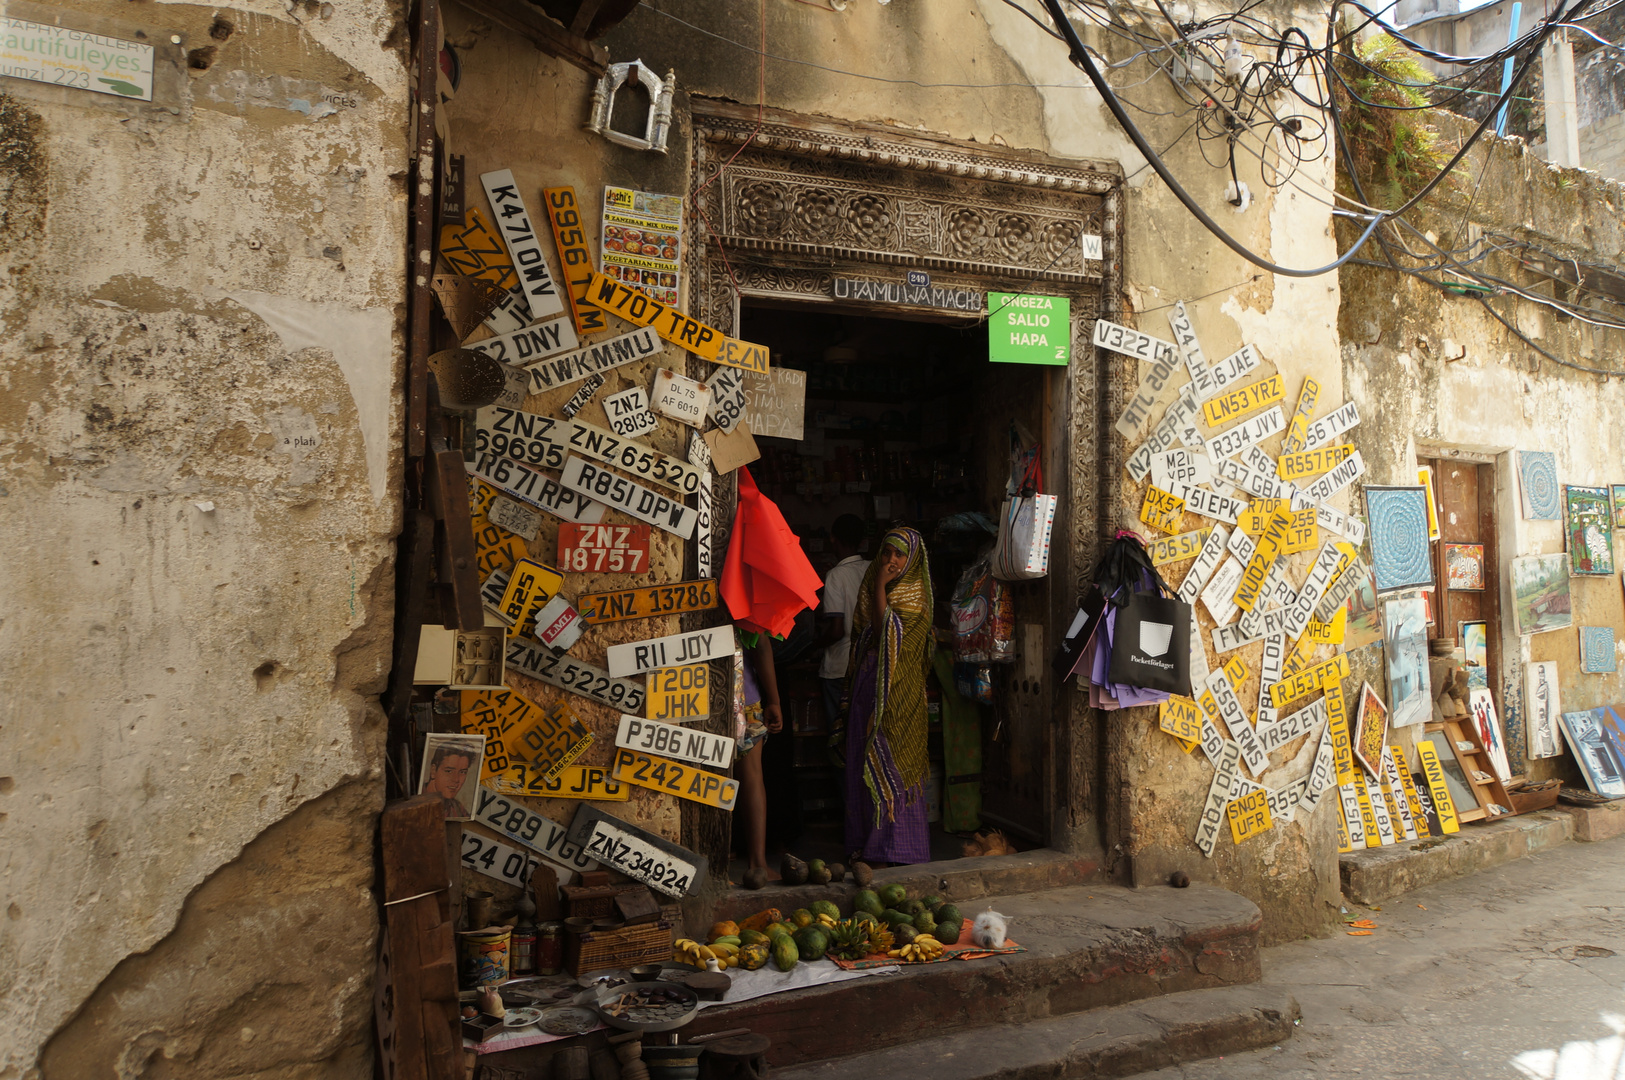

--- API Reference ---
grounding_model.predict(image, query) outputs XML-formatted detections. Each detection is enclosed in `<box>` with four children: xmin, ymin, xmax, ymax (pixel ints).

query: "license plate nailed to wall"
<box><xmin>611</xmin><ymin>747</ymin><xmax>739</xmax><ymax>810</ymax></box>
<box><xmin>567</xmin><ymin>419</ymin><xmax>702</xmax><ymax>494</ymax></box>
<box><xmin>568</xmin><ymin>802</ymin><xmax>705</xmax><ymax>897</ymax></box>
<box><xmin>605</xmin><ymin>626</ymin><xmax>730</xmax><ymax>677</ymax></box>
<box><xmin>475</xmin><ymin>406</ymin><xmax>566</xmax><ymax>470</ymax></box>
<box><xmin>535</xmin><ymin>764</ymin><xmax>629</xmax><ymax>801</ymax></box>
<box><xmin>616</xmin><ymin>713</ymin><xmax>734</xmax><ymax>770</ymax></box>
<box><xmin>577</xmin><ymin>580</ymin><xmax>719</xmax><ymax>624</ymax></box>
<box><xmin>472</xmin><ymin>452</ymin><xmax>607</xmax><ymax>524</ymax></box>
<box><xmin>506</xmin><ymin>636</ymin><xmax>646</xmax><ymax>714</ymax></box>
<box><xmin>559</xmin><ymin>457</ymin><xmax>697</xmax><ymax>539</ymax></box>
<box><xmin>472</xmin><ymin>785</ymin><xmax>599</xmax><ymax>873</ymax></box>
<box><xmin>558</xmin><ymin>522</ymin><xmax>650</xmax><ymax>574</ymax></box>
<box><xmin>646</xmin><ymin>663</ymin><xmax>710</xmax><ymax>719</ymax></box>
<box><xmin>461</xmin><ymin>829</ymin><xmax>542</xmax><ymax>890</ymax></box>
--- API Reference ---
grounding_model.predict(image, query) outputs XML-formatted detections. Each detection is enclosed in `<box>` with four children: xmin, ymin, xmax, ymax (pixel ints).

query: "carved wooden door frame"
<box><xmin>679</xmin><ymin>100</ymin><xmax>1126</xmax><ymax>889</ymax></box>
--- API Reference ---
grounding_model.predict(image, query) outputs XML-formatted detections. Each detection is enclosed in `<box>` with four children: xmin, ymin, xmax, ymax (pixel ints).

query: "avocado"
<box><xmin>923</xmin><ymin>895</ymin><xmax>944</xmax><ymax>911</ymax></box>
<box><xmin>893</xmin><ymin>924</ymin><xmax>919</xmax><ymax>945</ymax></box>
<box><xmin>882</xmin><ymin>909</ymin><xmax>913</xmax><ymax>928</ymax></box>
<box><xmin>878</xmin><ymin>883</ymin><xmax>908</xmax><ymax>908</ymax></box>
<box><xmin>853</xmin><ymin>889</ymin><xmax>884</xmax><ymax>917</ymax></box>
<box><xmin>902</xmin><ymin>899</ymin><xmax>925</xmax><ymax>915</ymax></box>
<box><xmin>912</xmin><ymin>911</ymin><xmax>936</xmax><ymax>934</ymax></box>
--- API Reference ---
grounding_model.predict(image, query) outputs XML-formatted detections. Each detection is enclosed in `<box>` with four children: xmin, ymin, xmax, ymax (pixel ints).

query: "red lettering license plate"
<box><xmin>558</xmin><ymin>522</ymin><xmax>651</xmax><ymax>574</ymax></box>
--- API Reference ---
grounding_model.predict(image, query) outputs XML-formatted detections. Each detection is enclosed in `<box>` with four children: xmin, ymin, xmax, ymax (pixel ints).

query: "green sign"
<box><xmin>988</xmin><ymin>293</ymin><xmax>1070</xmax><ymax>365</ymax></box>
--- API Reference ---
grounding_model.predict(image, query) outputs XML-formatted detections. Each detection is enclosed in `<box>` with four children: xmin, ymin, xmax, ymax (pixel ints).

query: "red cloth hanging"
<box><xmin>720</xmin><ymin>467</ymin><xmax>823</xmax><ymax>638</ymax></box>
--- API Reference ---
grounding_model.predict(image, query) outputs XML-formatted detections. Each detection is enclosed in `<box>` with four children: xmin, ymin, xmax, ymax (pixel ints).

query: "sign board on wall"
<box><xmin>742</xmin><ymin>367</ymin><xmax>806</xmax><ymax>440</ymax></box>
<box><xmin>2</xmin><ymin>18</ymin><xmax>154</xmax><ymax>99</ymax></box>
<box><xmin>601</xmin><ymin>187</ymin><xmax>683</xmax><ymax>307</ymax></box>
<box><xmin>988</xmin><ymin>293</ymin><xmax>1070</xmax><ymax>365</ymax></box>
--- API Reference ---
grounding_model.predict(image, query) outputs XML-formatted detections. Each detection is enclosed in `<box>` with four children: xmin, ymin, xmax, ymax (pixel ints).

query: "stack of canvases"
<box><xmin>417</xmin><ymin>169</ymin><xmax>810</xmax><ymax>950</ymax></box>
<box><xmin>1091</xmin><ymin>302</ymin><xmax>1463</xmax><ymax>858</ymax></box>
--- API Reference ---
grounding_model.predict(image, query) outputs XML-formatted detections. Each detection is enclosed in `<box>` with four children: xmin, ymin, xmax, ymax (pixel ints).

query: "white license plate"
<box><xmin>465</xmin><ymin>315</ymin><xmax>580</xmax><ymax>368</ymax></box>
<box><xmin>605</xmin><ymin>625</ymin><xmax>730</xmax><ymax>677</ymax></box>
<box><xmin>616</xmin><ymin>714</ymin><xmax>734</xmax><ymax>769</ymax></box>
<box><xmin>560</xmin><ymin>456</ymin><xmax>697</xmax><ymax>539</ymax></box>
<box><xmin>1179</xmin><ymin>484</ymin><xmax>1246</xmax><ymax>525</ymax></box>
<box><xmin>480</xmin><ymin>169</ymin><xmax>566</xmax><ymax>319</ymax></box>
<box><xmin>1093</xmin><ymin>317</ymin><xmax>1178</xmax><ymax>363</ymax></box>
<box><xmin>472</xmin><ymin>452</ymin><xmax>606</xmax><ymax>524</ymax></box>
<box><xmin>475</xmin><ymin>406</ymin><xmax>566</xmax><ymax>471</ymax></box>
<box><xmin>1205</xmin><ymin>406</ymin><xmax>1285</xmax><ymax>464</ymax></box>
<box><xmin>1175</xmin><ymin>524</ymin><xmax>1229</xmax><ymax>604</ymax></box>
<box><xmin>495</xmin><ymin>362</ymin><xmax>530</xmax><ymax>409</ymax></box>
<box><xmin>560</xmin><ymin>372</ymin><xmax>605</xmax><ymax>418</ymax></box>
<box><xmin>1151</xmin><ymin>447</ymin><xmax>1211</xmax><ymax>491</ymax></box>
<box><xmin>1299</xmin><ymin>450</ymin><xmax>1365</xmax><ymax>504</ymax></box>
<box><xmin>1200</xmin><ymin>555</ymin><xmax>1244</xmax><ymax>625</ymax></box>
<box><xmin>558</xmin><ymin>522</ymin><xmax>651</xmax><ymax>574</ymax></box>
<box><xmin>651</xmin><ymin>368</ymin><xmax>712</xmax><ymax>426</ymax></box>
<box><xmin>525</xmin><ymin>325</ymin><xmax>664</xmax><ymax>393</ymax></box>
<box><xmin>487</xmin><ymin>495</ymin><xmax>542</xmax><ymax>541</ymax></box>
<box><xmin>584</xmin><ymin>818</ymin><xmax>698</xmax><ymax>897</ymax></box>
<box><xmin>1283</xmin><ymin>544</ymin><xmax>1349</xmax><ymax>640</ymax></box>
<box><xmin>707</xmin><ymin>366</ymin><xmax>748</xmax><ymax>434</ymax></box>
<box><xmin>1207</xmin><ymin>344</ymin><xmax>1261</xmax><ymax>393</ymax></box>
<box><xmin>1299</xmin><ymin>400</ymin><xmax>1360</xmax><ymax>451</ymax></box>
<box><xmin>568</xmin><ymin>420</ymin><xmax>702</xmax><ymax>494</ymax></box>
<box><xmin>1113</xmin><ymin>348</ymin><xmax>1183</xmax><ymax>439</ymax></box>
<box><xmin>1207</xmin><ymin>668</ymin><xmax>1268</xmax><ymax>774</ymax></box>
<box><xmin>603</xmin><ymin>386</ymin><xmax>659</xmax><ymax>438</ymax></box>
<box><xmin>1195</xmin><ymin>741</ymin><xmax>1243</xmax><ymax>857</ymax></box>
<box><xmin>461</xmin><ymin>828</ymin><xmax>541</xmax><ymax>889</ymax></box>
<box><xmin>1316</xmin><ymin>504</ymin><xmax>1366</xmax><ymax>545</ymax></box>
<box><xmin>506</xmin><ymin>636</ymin><xmax>646</xmax><ymax>714</ymax></box>
<box><xmin>471</xmin><ymin>785</ymin><xmax>599</xmax><ymax>871</ymax></box>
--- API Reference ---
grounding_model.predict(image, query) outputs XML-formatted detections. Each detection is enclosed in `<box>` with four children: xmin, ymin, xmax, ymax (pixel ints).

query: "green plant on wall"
<box><xmin>1335</xmin><ymin>34</ymin><xmax>1453</xmax><ymax>209</ymax></box>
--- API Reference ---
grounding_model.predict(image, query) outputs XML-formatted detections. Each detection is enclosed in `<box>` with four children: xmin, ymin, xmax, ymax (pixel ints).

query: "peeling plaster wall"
<box><xmin>449</xmin><ymin>0</ymin><xmax>1342</xmax><ymax>943</ymax></box>
<box><xmin>0</xmin><ymin>2</ymin><xmax>407</xmax><ymax>1076</ymax></box>
<box><xmin>1340</xmin><ymin>119</ymin><xmax>1625</xmax><ymax>790</ymax></box>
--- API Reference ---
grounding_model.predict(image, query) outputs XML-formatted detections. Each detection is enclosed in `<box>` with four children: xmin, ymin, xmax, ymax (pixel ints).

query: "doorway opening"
<box><xmin>732</xmin><ymin>299</ymin><xmax>1060</xmax><ymax>877</ymax></box>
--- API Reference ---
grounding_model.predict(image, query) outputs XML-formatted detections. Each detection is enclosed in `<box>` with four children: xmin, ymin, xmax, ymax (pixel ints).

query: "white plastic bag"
<box><xmin>992</xmin><ymin>493</ymin><xmax>1056</xmax><ymax>580</ymax></box>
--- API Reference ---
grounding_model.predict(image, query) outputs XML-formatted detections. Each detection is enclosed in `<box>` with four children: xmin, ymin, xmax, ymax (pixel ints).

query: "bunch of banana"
<box><xmin>673</xmin><ymin>939</ymin><xmax>716</xmax><ymax>967</ymax></box>
<box><xmin>885</xmin><ymin>935</ymin><xmax>944</xmax><ymax>963</ymax></box>
<box><xmin>814</xmin><ymin>913</ymin><xmax>838</xmax><ymax>930</ymax></box>
<box><xmin>708</xmin><ymin>941</ymin><xmax>740</xmax><ymax>969</ymax></box>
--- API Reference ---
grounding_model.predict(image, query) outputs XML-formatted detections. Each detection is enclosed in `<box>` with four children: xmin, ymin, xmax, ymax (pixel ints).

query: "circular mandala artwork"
<box><xmin>1520</xmin><ymin>451</ymin><xmax>1560</xmax><ymax>520</ymax></box>
<box><xmin>1368</xmin><ymin>488</ymin><xmax>1433</xmax><ymax>592</ymax></box>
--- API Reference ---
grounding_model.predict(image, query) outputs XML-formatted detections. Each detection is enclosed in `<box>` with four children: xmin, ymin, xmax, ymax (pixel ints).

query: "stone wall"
<box><xmin>0</xmin><ymin>2</ymin><xmax>407</xmax><ymax>1076</ymax></box>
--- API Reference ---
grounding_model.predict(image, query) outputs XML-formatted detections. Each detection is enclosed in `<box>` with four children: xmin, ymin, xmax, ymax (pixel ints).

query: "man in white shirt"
<box><xmin>817</xmin><ymin>515</ymin><xmax>869</xmax><ymax>730</ymax></box>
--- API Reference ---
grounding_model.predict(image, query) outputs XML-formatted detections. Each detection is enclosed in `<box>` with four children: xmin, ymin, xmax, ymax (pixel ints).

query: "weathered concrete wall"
<box><xmin>1340</xmin><ymin>116</ymin><xmax>1625</xmax><ymax>787</ymax></box>
<box><xmin>444</xmin><ymin>0</ymin><xmax>1345</xmax><ymax>943</ymax></box>
<box><xmin>0</xmin><ymin>2</ymin><xmax>406</xmax><ymax>1075</ymax></box>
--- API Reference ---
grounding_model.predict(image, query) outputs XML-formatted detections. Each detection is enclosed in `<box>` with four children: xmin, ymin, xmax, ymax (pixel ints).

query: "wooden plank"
<box><xmin>456</xmin><ymin>0</ymin><xmax>609</xmax><ymax>74</ymax></box>
<box><xmin>378</xmin><ymin>795</ymin><xmax>461</xmax><ymax>1080</ymax></box>
<box><xmin>406</xmin><ymin>0</ymin><xmax>439</xmax><ymax>459</ymax></box>
<box><xmin>426</xmin><ymin>447</ymin><xmax>484</xmax><ymax>630</ymax></box>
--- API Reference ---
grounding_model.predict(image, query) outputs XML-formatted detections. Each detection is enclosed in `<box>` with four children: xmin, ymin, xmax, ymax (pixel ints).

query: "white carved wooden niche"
<box><xmin>586</xmin><ymin>61</ymin><xmax>676</xmax><ymax>154</ymax></box>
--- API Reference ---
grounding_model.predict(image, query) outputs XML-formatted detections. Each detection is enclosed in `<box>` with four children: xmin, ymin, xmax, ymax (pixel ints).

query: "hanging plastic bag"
<box><xmin>950</xmin><ymin>551</ymin><xmax>1014</xmax><ymax>664</ymax></box>
<box><xmin>992</xmin><ymin>444</ymin><xmax>1055</xmax><ymax>581</ymax></box>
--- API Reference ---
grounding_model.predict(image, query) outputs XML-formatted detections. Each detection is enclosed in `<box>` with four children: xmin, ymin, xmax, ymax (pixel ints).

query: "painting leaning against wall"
<box><xmin>1564</xmin><ymin>485</ymin><xmax>1615</xmax><ymax>576</ymax></box>
<box><xmin>1511</xmin><ymin>553</ymin><xmax>1572</xmax><ymax>636</ymax></box>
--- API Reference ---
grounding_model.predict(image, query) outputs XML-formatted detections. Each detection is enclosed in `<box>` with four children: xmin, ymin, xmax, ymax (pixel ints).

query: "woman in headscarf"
<box><xmin>840</xmin><ymin>526</ymin><xmax>934</xmax><ymax>865</ymax></box>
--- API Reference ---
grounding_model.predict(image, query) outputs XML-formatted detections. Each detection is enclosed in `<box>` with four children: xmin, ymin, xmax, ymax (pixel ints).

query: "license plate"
<box><xmin>1207</xmin><ymin>344</ymin><xmax>1262</xmax><ymax>393</ymax></box>
<box><xmin>578</xmin><ymin>580</ymin><xmax>719</xmax><ymax>624</ymax></box>
<box><xmin>541</xmin><ymin>186</ymin><xmax>611</xmax><ymax>337</ymax></box>
<box><xmin>567</xmin><ymin>420</ymin><xmax>702</xmax><ymax>494</ymax></box>
<box><xmin>1277</xmin><ymin>443</ymin><xmax>1352</xmax><ymax>483</ymax></box>
<box><xmin>1298</xmin><ymin>400</ymin><xmax>1360</xmax><ymax>451</ymax></box>
<box><xmin>1092</xmin><ymin>317</ymin><xmax>1178</xmax><ymax>363</ymax></box>
<box><xmin>536</xmin><ymin>764</ymin><xmax>629</xmax><ymax>801</ymax></box>
<box><xmin>1201</xmin><ymin>373</ymin><xmax>1284</xmax><ymax>428</ymax></box>
<box><xmin>1178</xmin><ymin>484</ymin><xmax>1246</xmax><ymax>524</ymax></box>
<box><xmin>559</xmin><ymin>456</ymin><xmax>697</xmax><ymax>539</ymax></box>
<box><xmin>465</xmin><ymin>688</ymin><xmax>594</xmax><ymax>787</ymax></box>
<box><xmin>690</xmin><ymin>432</ymin><xmax>714</xmax><ymax>580</ymax></box>
<box><xmin>584</xmin><ymin>271</ymin><xmax>725</xmax><ymax>361</ymax></box>
<box><xmin>560</xmin><ymin>372</ymin><xmax>605</xmax><ymax>419</ymax></box>
<box><xmin>1226</xmin><ymin>787</ymin><xmax>1273</xmax><ymax>844</ymax></box>
<box><xmin>497</xmin><ymin>559</ymin><xmax>564</xmax><ymax>634</ymax></box>
<box><xmin>479</xmin><ymin>169</ymin><xmax>566</xmax><ymax>319</ymax></box>
<box><xmin>524</xmin><ymin>325</ymin><xmax>664</xmax><ymax>394</ymax></box>
<box><xmin>1208</xmin><ymin>667</ymin><xmax>1269</xmax><ymax>775</ymax></box>
<box><xmin>1139</xmin><ymin>484</ymin><xmax>1185</xmax><ymax>534</ymax></box>
<box><xmin>1205</xmin><ymin>406</ymin><xmax>1285</xmax><ymax>464</ymax></box>
<box><xmin>506</xmin><ymin>636</ymin><xmax>647</xmax><ymax>714</ymax></box>
<box><xmin>474</xmin><ymin>519</ymin><xmax>527</xmax><ymax>580</ymax></box>
<box><xmin>471</xmin><ymin>785</ymin><xmax>600</xmax><ymax>872</ymax></box>
<box><xmin>1159</xmin><ymin>695</ymin><xmax>1203</xmax><ymax>742</ymax></box>
<box><xmin>485</xmin><ymin>495</ymin><xmax>541</xmax><ymax>542</ymax></box>
<box><xmin>533</xmin><ymin>594</ymin><xmax>585</xmax><ymax>651</ymax></box>
<box><xmin>1257</xmin><ymin>696</ymin><xmax>1327</xmax><ymax>755</ymax></box>
<box><xmin>440</xmin><ymin>208</ymin><xmax>522</xmax><ymax>307</ymax></box>
<box><xmin>1151</xmin><ymin>448</ymin><xmax>1211</xmax><ymax>492</ymax></box>
<box><xmin>651</xmin><ymin>368</ymin><xmax>712</xmax><ymax>426</ymax></box>
<box><xmin>461</xmin><ymin>829</ymin><xmax>541</xmax><ymax>889</ymax></box>
<box><xmin>558</xmin><ymin>522</ymin><xmax>651</xmax><ymax>574</ymax></box>
<box><xmin>611</xmin><ymin>747</ymin><xmax>739</xmax><ymax>810</ymax></box>
<box><xmin>1147</xmin><ymin>528</ymin><xmax>1210</xmax><ymax>567</ymax></box>
<box><xmin>475</xmin><ymin>406</ymin><xmax>567</xmax><ymax>470</ymax></box>
<box><xmin>647</xmin><ymin>664</ymin><xmax>711</xmax><ymax>720</ymax></box>
<box><xmin>603</xmin><ymin>386</ymin><xmax>659</xmax><ymax>438</ymax></box>
<box><xmin>580</xmin><ymin>815</ymin><xmax>699</xmax><ymax>897</ymax></box>
<box><xmin>1175</xmin><ymin>525</ymin><xmax>1229</xmax><ymax>604</ymax></box>
<box><xmin>1280</xmin><ymin>376</ymin><xmax>1323</xmax><ymax>453</ymax></box>
<box><xmin>1113</xmin><ymin>347</ymin><xmax>1182</xmax><ymax>439</ymax></box>
<box><xmin>1196</xmin><ymin>741</ymin><xmax>1243</xmax><ymax>857</ymax></box>
<box><xmin>707</xmin><ymin>366</ymin><xmax>748</xmax><ymax>434</ymax></box>
<box><xmin>606</xmin><ymin>625</ymin><xmax>730</xmax><ymax>677</ymax></box>
<box><xmin>1299</xmin><ymin>450</ymin><xmax>1365</xmax><ymax>504</ymax></box>
<box><xmin>472</xmin><ymin>452</ymin><xmax>607</xmax><ymax>524</ymax></box>
<box><xmin>1268</xmin><ymin>651</ymin><xmax>1351</xmax><ymax>709</ymax></box>
<box><xmin>616</xmin><ymin>714</ymin><xmax>734</xmax><ymax>769</ymax></box>
<box><xmin>714</xmin><ymin>336</ymin><xmax>770</xmax><ymax>375</ymax></box>
<box><xmin>465</xmin><ymin>314</ymin><xmax>578</xmax><ymax>367</ymax></box>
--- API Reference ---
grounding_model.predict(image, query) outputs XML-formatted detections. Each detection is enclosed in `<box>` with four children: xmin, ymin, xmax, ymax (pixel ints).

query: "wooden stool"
<box><xmin>699</xmin><ymin>1034</ymin><xmax>770</xmax><ymax>1080</ymax></box>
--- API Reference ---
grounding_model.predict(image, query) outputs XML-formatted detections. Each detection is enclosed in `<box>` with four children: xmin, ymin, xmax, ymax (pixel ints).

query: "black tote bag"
<box><xmin>1107</xmin><ymin>587</ymin><xmax>1193</xmax><ymax>697</ymax></box>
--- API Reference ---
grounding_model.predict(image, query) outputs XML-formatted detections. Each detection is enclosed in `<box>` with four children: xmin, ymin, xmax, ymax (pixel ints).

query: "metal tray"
<box><xmin>591</xmin><ymin>980</ymin><xmax>699</xmax><ymax>1033</ymax></box>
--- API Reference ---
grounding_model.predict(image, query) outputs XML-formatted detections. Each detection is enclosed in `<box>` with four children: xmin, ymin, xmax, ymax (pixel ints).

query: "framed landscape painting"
<box><xmin>1564</xmin><ymin>485</ymin><xmax>1615</xmax><ymax>576</ymax></box>
<box><xmin>1511</xmin><ymin>553</ymin><xmax>1572</xmax><ymax>636</ymax></box>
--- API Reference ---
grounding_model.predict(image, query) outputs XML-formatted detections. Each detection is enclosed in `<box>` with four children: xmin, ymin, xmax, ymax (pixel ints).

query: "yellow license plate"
<box><xmin>577</xmin><ymin>580</ymin><xmax>720</xmax><ymax>624</ymax></box>
<box><xmin>1201</xmin><ymin>373</ymin><xmax>1284</xmax><ymax>428</ymax></box>
<box><xmin>611</xmin><ymin>747</ymin><xmax>739</xmax><ymax>810</ymax></box>
<box><xmin>1227</xmin><ymin>787</ymin><xmax>1273</xmax><ymax>843</ymax></box>
<box><xmin>498</xmin><ymin>558</ymin><xmax>564</xmax><ymax>635</ymax></box>
<box><xmin>1147</xmin><ymin>528</ymin><xmax>1210</xmax><ymax>566</ymax></box>
<box><xmin>1159</xmin><ymin>695</ymin><xmax>1203</xmax><ymax>742</ymax></box>
<box><xmin>647</xmin><ymin>664</ymin><xmax>711</xmax><ymax>720</ymax></box>
<box><xmin>535</xmin><ymin>763</ymin><xmax>630</xmax><ymax>801</ymax></box>
<box><xmin>1139</xmin><ymin>484</ymin><xmax>1186</xmax><ymax>534</ymax></box>
<box><xmin>1277</xmin><ymin>443</ymin><xmax>1353</xmax><ymax>482</ymax></box>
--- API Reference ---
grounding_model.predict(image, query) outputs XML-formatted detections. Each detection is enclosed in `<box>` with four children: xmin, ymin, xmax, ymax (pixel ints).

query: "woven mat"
<box><xmin>829</xmin><ymin>938</ymin><xmax>1024</xmax><ymax>971</ymax></box>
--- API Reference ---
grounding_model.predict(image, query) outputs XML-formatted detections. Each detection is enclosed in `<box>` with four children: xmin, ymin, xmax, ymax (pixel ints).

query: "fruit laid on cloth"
<box><xmin>772</xmin><ymin>936</ymin><xmax>799</xmax><ymax>972</ymax></box>
<box><xmin>881</xmin><ymin>909</ymin><xmax>913</xmax><ymax>928</ymax></box>
<box><xmin>935</xmin><ymin>918</ymin><xmax>964</xmax><ymax>945</ymax></box>
<box><xmin>826</xmin><ymin>918</ymin><xmax>874</xmax><ymax>961</ymax></box>
<box><xmin>791</xmin><ymin>908</ymin><xmax>814</xmax><ymax>928</ymax></box>
<box><xmin>935</xmin><ymin>904</ymin><xmax>963</xmax><ymax>926</ymax></box>
<box><xmin>893</xmin><ymin>924</ymin><xmax>918</xmax><ymax>945</ymax></box>
<box><xmin>674</xmin><ymin>939</ymin><xmax>716</xmax><ymax>966</ymax></box>
<box><xmin>912</xmin><ymin>911</ymin><xmax>936</xmax><ymax>935</ymax></box>
<box><xmin>814</xmin><ymin>913</ymin><xmax>837</xmax><ymax>930</ymax></box>
<box><xmin>709</xmin><ymin>921</ymin><xmax>740</xmax><ymax>941</ymax></box>
<box><xmin>879</xmin><ymin>883</ymin><xmax>908</xmax><ymax>908</ymax></box>
<box><xmin>739</xmin><ymin>942</ymin><xmax>770</xmax><ymax>970</ymax></box>
<box><xmin>792</xmin><ymin>925</ymin><xmax>830</xmax><ymax>960</ymax></box>
<box><xmin>711</xmin><ymin>935</ymin><xmax>742</xmax><ymax>948</ymax></box>
<box><xmin>853</xmin><ymin>890</ymin><xmax>884</xmax><ymax>917</ymax></box>
<box><xmin>767</xmin><ymin>920</ymin><xmax>796</xmax><ymax>937</ymax></box>
<box><xmin>809</xmin><ymin>899</ymin><xmax>841</xmax><ymax>921</ymax></box>
<box><xmin>853</xmin><ymin>911</ymin><xmax>879</xmax><ymax>929</ymax></box>
<box><xmin>739</xmin><ymin>908</ymin><xmax>782</xmax><ymax>932</ymax></box>
<box><xmin>738</xmin><ymin>929</ymin><xmax>770</xmax><ymax>946</ymax></box>
<box><xmin>887</xmin><ymin>935</ymin><xmax>944</xmax><ymax>962</ymax></box>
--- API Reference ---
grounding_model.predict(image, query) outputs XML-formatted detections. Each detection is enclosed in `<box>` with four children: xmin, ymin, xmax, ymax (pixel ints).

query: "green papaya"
<box><xmin>879</xmin><ymin>884</ymin><xmax>908</xmax><ymax>908</ymax></box>
<box><xmin>935</xmin><ymin>918</ymin><xmax>964</xmax><ymax>945</ymax></box>
<box><xmin>853</xmin><ymin>890</ymin><xmax>884</xmax><ymax>917</ymax></box>
<box><xmin>791</xmin><ymin>908</ymin><xmax>814</xmax><ymax>928</ymax></box>
<box><xmin>912</xmin><ymin>911</ymin><xmax>936</xmax><ymax>934</ymax></box>
<box><xmin>935</xmin><ymin>905</ymin><xmax>963</xmax><ymax>926</ymax></box>
<box><xmin>713</xmin><ymin>935</ymin><xmax>742</xmax><ymax>947</ymax></box>
<box><xmin>810</xmin><ymin>899</ymin><xmax>841</xmax><ymax>920</ymax></box>
<box><xmin>738</xmin><ymin>929</ymin><xmax>770</xmax><ymax>947</ymax></box>
<box><xmin>772</xmin><ymin>936</ymin><xmax>799</xmax><ymax>972</ymax></box>
<box><xmin>792</xmin><ymin>926</ymin><xmax>829</xmax><ymax>960</ymax></box>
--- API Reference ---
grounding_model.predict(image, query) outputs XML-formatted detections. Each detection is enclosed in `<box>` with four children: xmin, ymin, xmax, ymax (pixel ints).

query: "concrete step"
<box><xmin>1339</xmin><ymin>809</ymin><xmax>1572</xmax><ymax>905</ymax></box>
<box><xmin>1557</xmin><ymin>799</ymin><xmax>1625</xmax><ymax>842</ymax></box>
<box><xmin>773</xmin><ymin>984</ymin><xmax>1300</xmax><ymax>1080</ymax></box>
<box><xmin>684</xmin><ymin>882</ymin><xmax>1263</xmax><ymax>1068</ymax></box>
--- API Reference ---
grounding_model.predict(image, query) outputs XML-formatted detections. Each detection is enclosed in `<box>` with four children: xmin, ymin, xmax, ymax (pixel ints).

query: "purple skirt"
<box><xmin>844</xmin><ymin>652</ymin><xmax>931</xmax><ymax>864</ymax></box>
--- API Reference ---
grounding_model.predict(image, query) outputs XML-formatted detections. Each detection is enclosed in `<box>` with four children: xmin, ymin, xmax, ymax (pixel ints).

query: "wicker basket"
<box><xmin>562</xmin><ymin>883</ymin><xmax>647</xmax><ymax>919</ymax></box>
<box><xmin>566</xmin><ymin>918</ymin><xmax>675</xmax><ymax>976</ymax></box>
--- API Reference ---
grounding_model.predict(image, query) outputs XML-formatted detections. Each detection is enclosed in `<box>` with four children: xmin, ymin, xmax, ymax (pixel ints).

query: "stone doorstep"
<box><xmin>772</xmin><ymin>984</ymin><xmax>1301</xmax><ymax>1080</ymax></box>
<box><xmin>684</xmin><ymin>882</ymin><xmax>1264</xmax><ymax>1068</ymax></box>
<box><xmin>1339</xmin><ymin>809</ymin><xmax>1575</xmax><ymax>906</ymax></box>
<box><xmin>1557</xmin><ymin>799</ymin><xmax>1625</xmax><ymax>842</ymax></box>
<box><xmin>709</xmin><ymin>848</ymin><xmax>1099</xmax><ymax>927</ymax></box>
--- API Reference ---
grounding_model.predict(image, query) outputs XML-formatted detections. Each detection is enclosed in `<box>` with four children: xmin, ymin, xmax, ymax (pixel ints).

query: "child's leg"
<box><xmin>739</xmin><ymin>740</ymin><xmax>767</xmax><ymax>870</ymax></box>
